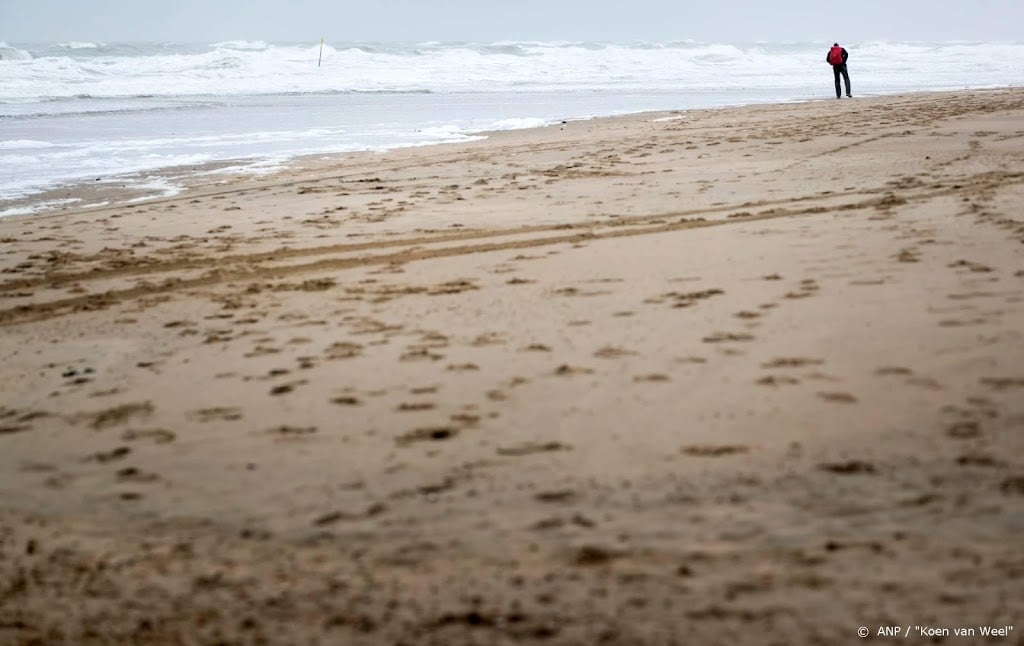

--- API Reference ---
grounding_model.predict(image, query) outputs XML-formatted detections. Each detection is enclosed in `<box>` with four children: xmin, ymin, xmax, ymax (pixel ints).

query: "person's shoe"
<box><xmin>846</xmin><ymin>93</ymin><xmax>852</xmax><ymax>98</ymax></box>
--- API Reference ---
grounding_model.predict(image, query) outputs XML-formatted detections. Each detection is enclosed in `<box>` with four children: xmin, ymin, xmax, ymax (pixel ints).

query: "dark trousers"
<box><xmin>833</xmin><ymin>64</ymin><xmax>851</xmax><ymax>97</ymax></box>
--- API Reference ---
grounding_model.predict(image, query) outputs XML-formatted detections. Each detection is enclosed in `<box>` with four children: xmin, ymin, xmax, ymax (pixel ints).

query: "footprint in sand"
<box><xmin>312</xmin><ymin>503</ymin><xmax>387</xmax><ymax>527</ymax></box>
<box><xmin>121</xmin><ymin>429</ymin><xmax>176</xmax><ymax>444</ymax></box>
<box><xmin>571</xmin><ymin>545</ymin><xmax>624</xmax><ymax>567</ymax></box>
<box><xmin>757</xmin><ymin>376</ymin><xmax>800</xmax><ymax>387</ymax></box>
<box><xmin>450</xmin><ymin>413</ymin><xmax>480</xmax><ymax>427</ymax></box>
<box><xmin>662</xmin><ymin>288</ymin><xmax>724</xmax><ymax>309</ymax></box>
<box><xmin>554</xmin><ymin>364</ymin><xmax>594</xmax><ymax>376</ymax></box>
<box><xmin>396</xmin><ymin>426</ymin><xmax>459</xmax><ymax>445</ymax></box>
<box><xmin>87</xmin><ymin>402</ymin><xmax>154</xmax><ymax>430</ymax></box>
<box><xmin>634</xmin><ymin>374</ymin><xmax>671</xmax><ymax>383</ymax></box>
<box><xmin>427</xmin><ymin>280</ymin><xmax>478</xmax><ymax>295</ymax></box>
<box><xmin>497</xmin><ymin>441</ymin><xmax>570</xmax><ymax>456</ymax></box>
<box><xmin>999</xmin><ymin>477</ymin><xmax>1024</xmax><ymax>496</ymax></box>
<box><xmin>190</xmin><ymin>407</ymin><xmax>243</xmax><ymax>421</ymax></box>
<box><xmin>594</xmin><ymin>346</ymin><xmax>636</xmax><ymax>358</ymax></box>
<box><xmin>875</xmin><ymin>366</ymin><xmax>913</xmax><ymax>376</ymax></box>
<box><xmin>0</xmin><ymin>408</ymin><xmax>46</xmax><ymax>435</ymax></box>
<box><xmin>245</xmin><ymin>345</ymin><xmax>281</xmax><ymax>358</ymax></box>
<box><xmin>896</xmin><ymin>248</ymin><xmax>920</xmax><ymax>263</ymax></box>
<box><xmin>906</xmin><ymin>376</ymin><xmax>943</xmax><ymax>390</ymax></box>
<box><xmin>681</xmin><ymin>445</ymin><xmax>749</xmax><ymax>457</ymax></box>
<box><xmin>676</xmin><ymin>356</ymin><xmax>708</xmax><ymax>365</ymax></box>
<box><xmin>818</xmin><ymin>392</ymin><xmax>858</xmax><ymax>403</ymax></box>
<box><xmin>980</xmin><ymin>377</ymin><xmax>1024</xmax><ymax>391</ymax></box>
<box><xmin>819</xmin><ymin>460</ymin><xmax>875</xmax><ymax>474</ymax></box>
<box><xmin>269</xmin><ymin>425</ymin><xmax>317</xmax><ymax>436</ymax></box>
<box><xmin>91</xmin><ymin>447</ymin><xmax>131</xmax><ymax>463</ymax></box>
<box><xmin>471</xmin><ymin>333</ymin><xmax>505</xmax><ymax>347</ymax></box>
<box><xmin>270</xmin><ymin>380</ymin><xmax>307</xmax><ymax>395</ymax></box>
<box><xmin>763</xmin><ymin>357</ymin><xmax>824</xmax><ymax>369</ymax></box>
<box><xmin>956</xmin><ymin>453</ymin><xmax>1003</xmax><ymax>468</ymax></box>
<box><xmin>938</xmin><ymin>315</ymin><xmax>995</xmax><ymax>327</ymax></box>
<box><xmin>396</xmin><ymin>402</ymin><xmax>436</xmax><ymax>412</ymax></box>
<box><xmin>947</xmin><ymin>259</ymin><xmax>993</xmax><ymax>273</ymax></box>
<box><xmin>325</xmin><ymin>341</ymin><xmax>366</xmax><ymax>362</ymax></box>
<box><xmin>116</xmin><ymin>467</ymin><xmax>160</xmax><ymax>483</ymax></box>
<box><xmin>330</xmin><ymin>395</ymin><xmax>362</xmax><ymax>406</ymax></box>
<box><xmin>534</xmin><ymin>490</ymin><xmax>577</xmax><ymax>503</ymax></box>
<box><xmin>784</xmin><ymin>279</ymin><xmax>820</xmax><ymax>299</ymax></box>
<box><xmin>702</xmin><ymin>332</ymin><xmax>755</xmax><ymax>343</ymax></box>
<box><xmin>946</xmin><ymin>421</ymin><xmax>982</xmax><ymax>439</ymax></box>
<box><xmin>521</xmin><ymin>344</ymin><xmax>552</xmax><ymax>352</ymax></box>
<box><xmin>400</xmin><ymin>348</ymin><xmax>444</xmax><ymax>362</ymax></box>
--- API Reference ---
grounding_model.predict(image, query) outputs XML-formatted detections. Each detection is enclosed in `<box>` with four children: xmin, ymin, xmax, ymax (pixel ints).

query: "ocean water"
<box><xmin>1</xmin><ymin>39</ymin><xmax>1021</xmax><ymax>214</ymax></box>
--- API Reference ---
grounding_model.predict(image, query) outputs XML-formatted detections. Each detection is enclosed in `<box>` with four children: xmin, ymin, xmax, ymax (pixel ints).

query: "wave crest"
<box><xmin>1</xmin><ymin>40</ymin><xmax>1020</xmax><ymax>101</ymax></box>
<box><xmin>0</xmin><ymin>42</ymin><xmax>33</xmax><ymax>60</ymax></box>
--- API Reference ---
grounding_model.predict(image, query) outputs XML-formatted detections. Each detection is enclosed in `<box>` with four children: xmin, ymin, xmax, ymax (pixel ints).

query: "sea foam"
<box><xmin>1</xmin><ymin>40</ymin><xmax>1020</xmax><ymax>103</ymax></box>
<box><xmin>1</xmin><ymin>39</ymin><xmax>1021</xmax><ymax>211</ymax></box>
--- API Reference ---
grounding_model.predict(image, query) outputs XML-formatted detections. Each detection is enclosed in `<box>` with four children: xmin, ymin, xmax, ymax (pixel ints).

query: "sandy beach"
<box><xmin>1</xmin><ymin>89</ymin><xmax>1023</xmax><ymax>645</ymax></box>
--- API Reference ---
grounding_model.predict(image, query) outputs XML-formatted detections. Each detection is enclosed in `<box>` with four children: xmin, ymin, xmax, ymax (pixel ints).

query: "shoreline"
<box><xmin>4</xmin><ymin>86</ymin><xmax>1019</xmax><ymax>220</ymax></box>
<box><xmin>1</xmin><ymin>87</ymin><xmax>1023</xmax><ymax>644</ymax></box>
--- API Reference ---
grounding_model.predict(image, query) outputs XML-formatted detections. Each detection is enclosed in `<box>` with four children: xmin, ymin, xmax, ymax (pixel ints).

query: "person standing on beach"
<box><xmin>826</xmin><ymin>43</ymin><xmax>852</xmax><ymax>98</ymax></box>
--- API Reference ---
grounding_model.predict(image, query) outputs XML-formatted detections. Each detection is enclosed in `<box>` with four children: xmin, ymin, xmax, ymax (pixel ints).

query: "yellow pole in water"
<box><xmin>318</xmin><ymin>37</ymin><xmax>324</xmax><ymax>67</ymax></box>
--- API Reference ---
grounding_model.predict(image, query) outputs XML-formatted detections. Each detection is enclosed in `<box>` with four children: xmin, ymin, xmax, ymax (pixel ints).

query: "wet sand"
<box><xmin>1</xmin><ymin>89</ymin><xmax>1023</xmax><ymax>645</ymax></box>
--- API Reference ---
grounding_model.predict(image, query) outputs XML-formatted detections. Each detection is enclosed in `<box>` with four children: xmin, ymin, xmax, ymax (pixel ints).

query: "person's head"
<box><xmin>833</xmin><ymin>43</ymin><xmax>839</xmax><ymax>47</ymax></box>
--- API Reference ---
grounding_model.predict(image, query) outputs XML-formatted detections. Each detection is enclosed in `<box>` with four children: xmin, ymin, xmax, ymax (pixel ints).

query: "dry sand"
<box><xmin>1</xmin><ymin>89</ymin><xmax>1023</xmax><ymax>645</ymax></box>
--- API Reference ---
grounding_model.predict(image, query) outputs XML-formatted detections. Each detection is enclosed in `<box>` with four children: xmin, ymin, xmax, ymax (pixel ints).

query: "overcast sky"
<box><xmin>2</xmin><ymin>0</ymin><xmax>1021</xmax><ymax>44</ymax></box>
